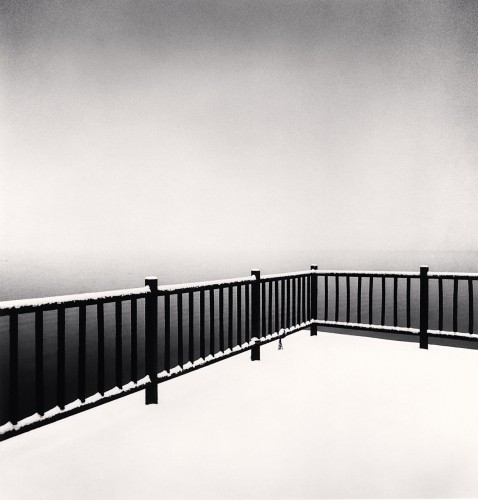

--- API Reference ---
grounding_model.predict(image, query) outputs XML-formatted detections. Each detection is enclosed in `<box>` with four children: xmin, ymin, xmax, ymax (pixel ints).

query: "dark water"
<box><xmin>1</xmin><ymin>250</ymin><xmax>477</xmax><ymax>425</ymax></box>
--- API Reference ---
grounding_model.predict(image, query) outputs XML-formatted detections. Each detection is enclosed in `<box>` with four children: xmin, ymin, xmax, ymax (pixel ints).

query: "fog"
<box><xmin>1</xmin><ymin>1</ymin><xmax>477</xmax><ymax>295</ymax></box>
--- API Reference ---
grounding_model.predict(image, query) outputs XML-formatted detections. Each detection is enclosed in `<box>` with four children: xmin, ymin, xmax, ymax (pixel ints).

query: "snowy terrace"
<box><xmin>2</xmin><ymin>328</ymin><xmax>478</xmax><ymax>499</ymax></box>
<box><xmin>1</xmin><ymin>267</ymin><xmax>478</xmax><ymax>441</ymax></box>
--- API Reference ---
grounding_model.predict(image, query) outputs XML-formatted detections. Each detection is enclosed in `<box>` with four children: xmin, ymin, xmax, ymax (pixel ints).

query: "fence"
<box><xmin>0</xmin><ymin>265</ymin><xmax>477</xmax><ymax>441</ymax></box>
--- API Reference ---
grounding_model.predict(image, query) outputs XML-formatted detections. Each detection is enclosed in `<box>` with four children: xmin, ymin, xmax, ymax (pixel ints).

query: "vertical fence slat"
<box><xmin>97</xmin><ymin>303</ymin><xmax>104</xmax><ymax>396</ymax></box>
<box><xmin>453</xmin><ymin>278</ymin><xmax>458</xmax><ymax>333</ymax></box>
<box><xmin>469</xmin><ymin>279</ymin><xmax>474</xmax><ymax>335</ymax></box>
<box><xmin>297</xmin><ymin>278</ymin><xmax>301</xmax><ymax>326</ymax></box>
<box><xmin>165</xmin><ymin>293</ymin><xmax>171</xmax><ymax>372</ymax></box>
<box><xmin>274</xmin><ymin>280</ymin><xmax>279</xmax><ymax>333</ymax></box>
<box><xmin>188</xmin><ymin>292</ymin><xmax>194</xmax><ymax>362</ymax></box>
<box><xmin>131</xmin><ymin>298</ymin><xmax>137</xmax><ymax>382</ymax></box>
<box><xmin>357</xmin><ymin>276</ymin><xmax>362</xmax><ymax>323</ymax></box>
<box><xmin>302</xmin><ymin>276</ymin><xmax>306</xmax><ymax>324</ymax></box>
<box><xmin>228</xmin><ymin>285</ymin><xmax>233</xmax><ymax>349</ymax></box>
<box><xmin>177</xmin><ymin>294</ymin><xmax>183</xmax><ymax>368</ymax></box>
<box><xmin>393</xmin><ymin>277</ymin><xmax>398</xmax><ymax>327</ymax></box>
<box><xmin>346</xmin><ymin>276</ymin><xmax>350</xmax><ymax>323</ymax></box>
<box><xmin>281</xmin><ymin>279</ymin><xmax>285</xmax><ymax>329</ymax></box>
<box><xmin>438</xmin><ymin>278</ymin><xmax>443</xmax><ymax>331</ymax></box>
<box><xmin>335</xmin><ymin>275</ymin><xmax>339</xmax><ymax>322</ymax></box>
<box><xmin>307</xmin><ymin>275</ymin><xmax>311</xmax><ymax>320</ymax></box>
<box><xmin>35</xmin><ymin>310</ymin><xmax>44</xmax><ymax>416</ymax></box>
<box><xmin>292</xmin><ymin>278</ymin><xmax>296</xmax><ymax>326</ymax></box>
<box><xmin>219</xmin><ymin>287</ymin><xmax>225</xmax><ymax>350</ymax></box>
<box><xmin>406</xmin><ymin>277</ymin><xmax>411</xmax><ymax>329</ymax></box>
<box><xmin>268</xmin><ymin>282</ymin><xmax>273</xmax><ymax>335</ymax></box>
<box><xmin>324</xmin><ymin>276</ymin><xmax>328</xmax><ymax>321</ymax></box>
<box><xmin>262</xmin><ymin>281</ymin><xmax>266</xmax><ymax>335</ymax></box>
<box><xmin>237</xmin><ymin>285</ymin><xmax>242</xmax><ymax>346</ymax></box>
<box><xmin>286</xmin><ymin>279</ymin><xmax>291</xmax><ymax>328</ymax></box>
<box><xmin>9</xmin><ymin>313</ymin><xmax>18</xmax><ymax>425</ymax></box>
<box><xmin>114</xmin><ymin>301</ymin><xmax>122</xmax><ymax>390</ymax></box>
<box><xmin>381</xmin><ymin>277</ymin><xmax>386</xmax><ymax>326</ymax></box>
<box><xmin>57</xmin><ymin>307</ymin><xmax>66</xmax><ymax>409</ymax></box>
<box><xmin>210</xmin><ymin>289</ymin><xmax>215</xmax><ymax>355</ymax></box>
<box><xmin>245</xmin><ymin>284</ymin><xmax>250</xmax><ymax>342</ymax></box>
<box><xmin>369</xmin><ymin>277</ymin><xmax>374</xmax><ymax>324</ymax></box>
<box><xmin>199</xmin><ymin>290</ymin><xmax>205</xmax><ymax>359</ymax></box>
<box><xmin>79</xmin><ymin>304</ymin><xmax>87</xmax><ymax>401</ymax></box>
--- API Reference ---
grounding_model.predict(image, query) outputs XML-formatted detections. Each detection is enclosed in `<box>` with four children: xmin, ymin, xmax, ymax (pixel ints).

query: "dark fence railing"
<box><xmin>1</xmin><ymin>265</ymin><xmax>477</xmax><ymax>441</ymax></box>
<box><xmin>312</xmin><ymin>266</ymin><xmax>478</xmax><ymax>348</ymax></box>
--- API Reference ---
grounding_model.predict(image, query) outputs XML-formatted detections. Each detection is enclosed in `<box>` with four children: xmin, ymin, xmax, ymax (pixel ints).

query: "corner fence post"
<box><xmin>310</xmin><ymin>265</ymin><xmax>318</xmax><ymax>336</ymax></box>
<box><xmin>251</xmin><ymin>269</ymin><xmax>261</xmax><ymax>361</ymax></box>
<box><xmin>419</xmin><ymin>266</ymin><xmax>429</xmax><ymax>350</ymax></box>
<box><xmin>145</xmin><ymin>276</ymin><xmax>158</xmax><ymax>404</ymax></box>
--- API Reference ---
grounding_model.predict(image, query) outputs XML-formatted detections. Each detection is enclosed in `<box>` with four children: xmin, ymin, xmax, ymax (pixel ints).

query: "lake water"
<box><xmin>1</xmin><ymin>250</ymin><xmax>477</xmax><ymax>425</ymax></box>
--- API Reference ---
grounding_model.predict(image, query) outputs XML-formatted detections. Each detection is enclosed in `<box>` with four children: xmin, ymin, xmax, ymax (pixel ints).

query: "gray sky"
<box><xmin>1</xmin><ymin>0</ymin><xmax>477</xmax><ymax>260</ymax></box>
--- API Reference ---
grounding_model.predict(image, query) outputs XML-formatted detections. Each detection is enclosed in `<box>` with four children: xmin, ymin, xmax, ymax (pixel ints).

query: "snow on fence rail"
<box><xmin>1</xmin><ymin>265</ymin><xmax>477</xmax><ymax>441</ymax></box>
<box><xmin>0</xmin><ymin>287</ymin><xmax>151</xmax><ymax>315</ymax></box>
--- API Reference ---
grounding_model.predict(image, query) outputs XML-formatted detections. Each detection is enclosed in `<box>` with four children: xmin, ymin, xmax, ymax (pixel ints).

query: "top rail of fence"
<box><xmin>3</xmin><ymin>267</ymin><xmax>478</xmax><ymax>316</ymax></box>
<box><xmin>0</xmin><ymin>275</ymin><xmax>258</xmax><ymax>315</ymax></box>
<box><xmin>0</xmin><ymin>287</ymin><xmax>151</xmax><ymax>316</ymax></box>
<box><xmin>261</xmin><ymin>270</ymin><xmax>312</xmax><ymax>281</ymax></box>
<box><xmin>427</xmin><ymin>272</ymin><xmax>478</xmax><ymax>279</ymax></box>
<box><xmin>312</xmin><ymin>270</ymin><xmax>420</xmax><ymax>278</ymax></box>
<box><xmin>157</xmin><ymin>275</ymin><xmax>256</xmax><ymax>294</ymax></box>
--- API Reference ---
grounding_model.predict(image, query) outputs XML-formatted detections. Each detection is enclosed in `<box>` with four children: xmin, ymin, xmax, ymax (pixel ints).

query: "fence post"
<box><xmin>310</xmin><ymin>265</ymin><xmax>318</xmax><ymax>336</ymax></box>
<box><xmin>251</xmin><ymin>269</ymin><xmax>261</xmax><ymax>361</ymax></box>
<box><xmin>145</xmin><ymin>276</ymin><xmax>158</xmax><ymax>404</ymax></box>
<box><xmin>419</xmin><ymin>266</ymin><xmax>429</xmax><ymax>350</ymax></box>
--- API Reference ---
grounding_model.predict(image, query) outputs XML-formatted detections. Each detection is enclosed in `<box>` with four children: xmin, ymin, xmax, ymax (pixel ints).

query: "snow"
<box><xmin>158</xmin><ymin>275</ymin><xmax>255</xmax><ymax>293</ymax></box>
<box><xmin>0</xmin><ymin>377</ymin><xmax>150</xmax><ymax>437</ymax></box>
<box><xmin>0</xmin><ymin>287</ymin><xmax>150</xmax><ymax>313</ymax></box>
<box><xmin>313</xmin><ymin>321</ymin><xmax>478</xmax><ymax>341</ymax></box>
<box><xmin>261</xmin><ymin>270</ymin><xmax>312</xmax><ymax>279</ymax></box>
<box><xmin>313</xmin><ymin>270</ymin><xmax>420</xmax><ymax>277</ymax></box>
<box><xmin>314</xmin><ymin>320</ymin><xmax>419</xmax><ymax>335</ymax></box>
<box><xmin>428</xmin><ymin>329</ymin><xmax>478</xmax><ymax>340</ymax></box>
<box><xmin>3</xmin><ymin>329</ymin><xmax>478</xmax><ymax>498</ymax></box>
<box><xmin>2</xmin><ymin>270</ymin><xmax>475</xmax><ymax>315</ymax></box>
<box><xmin>428</xmin><ymin>272</ymin><xmax>478</xmax><ymax>278</ymax></box>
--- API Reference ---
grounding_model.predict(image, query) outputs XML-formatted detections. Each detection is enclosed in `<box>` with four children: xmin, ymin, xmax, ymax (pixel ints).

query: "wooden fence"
<box><xmin>0</xmin><ymin>265</ymin><xmax>477</xmax><ymax>441</ymax></box>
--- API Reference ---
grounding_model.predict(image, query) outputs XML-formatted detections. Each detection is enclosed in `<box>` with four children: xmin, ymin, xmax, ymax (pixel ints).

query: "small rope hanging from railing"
<box><xmin>278</xmin><ymin>338</ymin><xmax>283</xmax><ymax>350</ymax></box>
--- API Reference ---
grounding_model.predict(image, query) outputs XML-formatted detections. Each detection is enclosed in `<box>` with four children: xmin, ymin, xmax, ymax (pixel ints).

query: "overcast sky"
<box><xmin>1</xmin><ymin>0</ymin><xmax>477</xmax><ymax>262</ymax></box>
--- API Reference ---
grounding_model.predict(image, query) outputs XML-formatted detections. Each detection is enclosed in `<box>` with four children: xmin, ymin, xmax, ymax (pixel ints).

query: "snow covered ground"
<box><xmin>2</xmin><ymin>329</ymin><xmax>478</xmax><ymax>499</ymax></box>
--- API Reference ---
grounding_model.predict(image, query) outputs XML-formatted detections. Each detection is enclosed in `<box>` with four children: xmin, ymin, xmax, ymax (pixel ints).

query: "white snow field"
<box><xmin>2</xmin><ymin>329</ymin><xmax>478</xmax><ymax>499</ymax></box>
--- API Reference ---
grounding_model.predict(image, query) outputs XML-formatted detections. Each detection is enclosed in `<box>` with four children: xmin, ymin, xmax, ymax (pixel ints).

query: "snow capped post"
<box><xmin>251</xmin><ymin>269</ymin><xmax>261</xmax><ymax>361</ymax></box>
<box><xmin>310</xmin><ymin>265</ymin><xmax>318</xmax><ymax>336</ymax></box>
<box><xmin>419</xmin><ymin>266</ymin><xmax>429</xmax><ymax>350</ymax></box>
<box><xmin>145</xmin><ymin>277</ymin><xmax>158</xmax><ymax>404</ymax></box>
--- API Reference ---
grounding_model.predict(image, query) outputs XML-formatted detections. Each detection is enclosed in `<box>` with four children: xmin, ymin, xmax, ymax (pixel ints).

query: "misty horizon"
<box><xmin>1</xmin><ymin>0</ymin><xmax>477</xmax><ymax>280</ymax></box>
